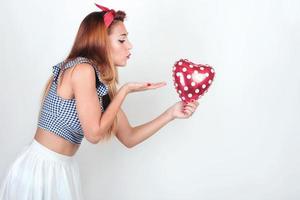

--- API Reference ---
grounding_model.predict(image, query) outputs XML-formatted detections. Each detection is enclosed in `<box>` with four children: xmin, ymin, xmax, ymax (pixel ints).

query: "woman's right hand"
<box><xmin>122</xmin><ymin>82</ymin><xmax>167</xmax><ymax>94</ymax></box>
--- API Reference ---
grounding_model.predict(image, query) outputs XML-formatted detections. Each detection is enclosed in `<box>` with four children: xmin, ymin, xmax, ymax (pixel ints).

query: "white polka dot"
<box><xmin>175</xmin><ymin>83</ymin><xmax>178</xmax><ymax>87</ymax></box>
<box><xmin>195</xmin><ymin>89</ymin><xmax>200</xmax><ymax>93</ymax></box>
<box><xmin>182</xmin><ymin>96</ymin><xmax>185</xmax><ymax>100</ymax></box>
<box><xmin>202</xmin><ymin>84</ymin><xmax>206</xmax><ymax>89</ymax></box>
<box><xmin>188</xmin><ymin>93</ymin><xmax>192</xmax><ymax>98</ymax></box>
<box><xmin>178</xmin><ymin>90</ymin><xmax>182</xmax><ymax>94</ymax></box>
<box><xmin>208</xmin><ymin>80</ymin><xmax>212</xmax><ymax>84</ymax></box>
<box><xmin>200</xmin><ymin>67</ymin><xmax>204</xmax><ymax>70</ymax></box>
<box><xmin>211</xmin><ymin>69</ymin><xmax>214</xmax><ymax>73</ymax></box>
<box><xmin>176</xmin><ymin>72</ymin><xmax>180</xmax><ymax>77</ymax></box>
<box><xmin>191</xmin><ymin>82</ymin><xmax>196</xmax><ymax>86</ymax></box>
<box><xmin>178</xmin><ymin>62</ymin><xmax>182</xmax><ymax>66</ymax></box>
<box><xmin>182</xmin><ymin>67</ymin><xmax>187</xmax><ymax>72</ymax></box>
<box><xmin>187</xmin><ymin>74</ymin><xmax>191</xmax><ymax>79</ymax></box>
<box><xmin>189</xmin><ymin>64</ymin><xmax>193</xmax><ymax>68</ymax></box>
<box><xmin>205</xmin><ymin>72</ymin><xmax>209</xmax><ymax>77</ymax></box>
<box><xmin>184</xmin><ymin>86</ymin><xmax>188</xmax><ymax>91</ymax></box>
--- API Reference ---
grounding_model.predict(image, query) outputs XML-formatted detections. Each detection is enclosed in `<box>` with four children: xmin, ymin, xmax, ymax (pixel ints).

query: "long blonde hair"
<box><xmin>38</xmin><ymin>10</ymin><xmax>127</xmax><ymax>141</ymax></box>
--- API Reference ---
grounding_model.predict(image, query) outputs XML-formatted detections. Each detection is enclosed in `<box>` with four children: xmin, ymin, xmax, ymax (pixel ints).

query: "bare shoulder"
<box><xmin>70</xmin><ymin>63</ymin><xmax>96</xmax><ymax>88</ymax></box>
<box><xmin>71</xmin><ymin>63</ymin><xmax>95</xmax><ymax>80</ymax></box>
<box><xmin>71</xmin><ymin>63</ymin><xmax>95</xmax><ymax>83</ymax></box>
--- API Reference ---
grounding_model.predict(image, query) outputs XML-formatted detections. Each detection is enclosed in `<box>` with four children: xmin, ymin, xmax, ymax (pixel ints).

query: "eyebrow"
<box><xmin>120</xmin><ymin>33</ymin><xmax>128</xmax><ymax>36</ymax></box>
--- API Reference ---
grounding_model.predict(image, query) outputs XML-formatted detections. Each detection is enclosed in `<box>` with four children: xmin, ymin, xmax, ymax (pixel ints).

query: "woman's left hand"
<box><xmin>166</xmin><ymin>100</ymin><xmax>199</xmax><ymax>120</ymax></box>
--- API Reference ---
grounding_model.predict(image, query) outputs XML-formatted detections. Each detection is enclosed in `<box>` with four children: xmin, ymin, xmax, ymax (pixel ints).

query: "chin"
<box><xmin>115</xmin><ymin>61</ymin><xmax>127</xmax><ymax>67</ymax></box>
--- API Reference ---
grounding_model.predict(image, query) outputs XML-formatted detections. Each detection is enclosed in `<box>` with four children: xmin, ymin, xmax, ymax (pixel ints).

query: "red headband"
<box><xmin>95</xmin><ymin>3</ymin><xmax>116</xmax><ymax>28</ymax></box>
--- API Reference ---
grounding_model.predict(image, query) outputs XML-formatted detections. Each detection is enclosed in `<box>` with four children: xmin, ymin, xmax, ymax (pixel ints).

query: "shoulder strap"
<box><xmin>52</xmin><ymin>57</ymin><xmax>102</xmax><ymax>88</ymax></box>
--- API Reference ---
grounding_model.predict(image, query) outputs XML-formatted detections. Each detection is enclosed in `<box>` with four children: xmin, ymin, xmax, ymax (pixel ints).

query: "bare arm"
<box><xmin>71</xmin><ymin>63</ymin><xmax>167</xmax><ymax>144</ymax></box>
<box><xmin>116</xmin><ymin>101</ymin><xmax>198</xmax><ymax>148</ymax></box>
<box><xmin>129</xmin><ymin>110</ymin><xmax>174</xmax><ymax>148</ymax></box>
<box><xmin>115</xmin><ymin>109</ymin><xmax>173</xmax><ymax>148</ymax></box>
<box><xmin>71</xmin><ymin>64</ymin><xmax>127</xmax><ymax>143</ymax></box>
<box><xmin>97</xmin><ymin>85</ymin><xmax>127</xmax><ymax>139</ymax></box>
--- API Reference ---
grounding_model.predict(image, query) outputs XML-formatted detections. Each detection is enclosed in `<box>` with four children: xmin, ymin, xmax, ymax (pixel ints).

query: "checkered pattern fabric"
<box><xmin>37</xmin><ymin>57</ymin><xmax>109</xmax><ymax>144</ymax></box>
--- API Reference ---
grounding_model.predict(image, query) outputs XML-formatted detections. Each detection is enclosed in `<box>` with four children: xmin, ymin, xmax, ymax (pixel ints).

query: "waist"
<box><xmin>34</xmin><ymin>127</ymin><xmax>80</xmax><ymax>156</ymax></box>
<box><xmin>30</xmin><ymin>139</ymin><xmax>75</xmax><ymax>162</ymax></box>
<box><xmin>37</xmin><ymin>109</ymin><xmax>84</xmax><ymax>144</ymax></box>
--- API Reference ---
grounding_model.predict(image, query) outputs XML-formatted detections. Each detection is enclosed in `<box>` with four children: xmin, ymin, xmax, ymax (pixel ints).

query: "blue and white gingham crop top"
<box><xmin>37</xmin><ymin>57</ymin><xmax>110</xmax><ymax>144</ymax></box>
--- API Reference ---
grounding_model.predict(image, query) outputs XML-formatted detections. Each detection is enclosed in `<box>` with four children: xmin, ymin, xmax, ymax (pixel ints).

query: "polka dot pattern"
<box><xmin>172</xmin><ymin>59</ymin><xmax>215</xmax><ymax>102</ymax></box>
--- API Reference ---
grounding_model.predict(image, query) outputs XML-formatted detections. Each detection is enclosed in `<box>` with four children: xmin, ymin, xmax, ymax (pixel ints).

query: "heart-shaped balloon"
<box><xmin>172</xmin><ymin>59</ymin><xmax>215</xmax><ymax>103</ymax></box>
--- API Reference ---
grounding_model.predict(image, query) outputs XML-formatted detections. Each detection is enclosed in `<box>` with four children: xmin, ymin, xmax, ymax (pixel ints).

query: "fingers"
<box><xmin>183</xmin><ymin>105</ymin><xmax>194</xmax><ymax>115</ymax></box>
<box><xmin>184</xmin><ymin>101</ymin><xmax>198</xmax><ymax>110</ymax></box>
<box><xmin>126</xmin><ymin>82</ymin><xmax>166</xmax><ymax>93</ymax></box>
<box><xmin>146</xmin><ymin>82</ymin><xmax>167</xmax><ymax>89</ymax></box>
<box><xmin>183</xmin><ymin>109</ymin><xmax>193</xmax><ymax>116</ymax></box>
<box><xmin>183</xmin><ymin>100</ymin><xmax>199</xmax><ymax>117</ymax></box>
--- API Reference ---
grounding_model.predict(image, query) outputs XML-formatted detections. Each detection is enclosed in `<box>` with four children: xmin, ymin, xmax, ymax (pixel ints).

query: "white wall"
<box><xmin>1</xmin><ymin>0</ymin><xmax>299</xmax><ymax>199</ymax></box>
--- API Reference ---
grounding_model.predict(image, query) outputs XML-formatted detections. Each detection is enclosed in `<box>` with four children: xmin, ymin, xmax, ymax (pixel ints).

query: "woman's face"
<box><xmin>108</xmin><ymin>21</ymin><xmax>132</xmax><ymax>67</ymax></box>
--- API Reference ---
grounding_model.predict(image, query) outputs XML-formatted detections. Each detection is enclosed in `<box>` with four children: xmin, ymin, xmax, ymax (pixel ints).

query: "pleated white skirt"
<box><xmin>0</xmin><ymin>139</ymin><xmax>83</xmax><ymax>200</ymax></box>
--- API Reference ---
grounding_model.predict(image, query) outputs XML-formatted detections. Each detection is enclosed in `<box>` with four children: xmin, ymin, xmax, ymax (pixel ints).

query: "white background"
<box><xmin>0</xmin><ymin>0</ymin><xmax>299</xmax><ymax>199</ymax></box>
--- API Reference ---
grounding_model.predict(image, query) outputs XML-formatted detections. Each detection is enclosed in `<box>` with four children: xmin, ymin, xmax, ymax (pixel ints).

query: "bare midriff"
<box><xmin>34</xmin><ymin>127</ymin><xmax>80</xmax><ymax>156</ymax></box>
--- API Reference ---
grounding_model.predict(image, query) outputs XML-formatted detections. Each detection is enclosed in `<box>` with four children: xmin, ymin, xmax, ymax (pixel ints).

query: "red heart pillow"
<box><xmin>172</xmin><ymin>59</ymin><xmax>215</xmax><ymax>102</ymax></box>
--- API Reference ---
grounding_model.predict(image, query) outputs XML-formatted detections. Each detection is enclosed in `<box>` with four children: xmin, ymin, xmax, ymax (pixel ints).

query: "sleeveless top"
<box><xmin>37</xmin><ymin>57</ymin><xmax>111</xmax><ymax>144</ymax></box>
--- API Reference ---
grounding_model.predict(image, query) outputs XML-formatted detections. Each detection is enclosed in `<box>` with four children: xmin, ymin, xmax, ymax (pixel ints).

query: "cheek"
<box><xmin>111</xmin><ymin>43</ymin><xmax>122</xmax><ymax>56</ymax></box>
<box><xmin>109</xmin><ymin>41</ymin><xmax>127</xmax><ymax>64</ymax></box>
<box><xmin>110</xmin><ymin>46</ymin><xmax>124</xmax><ymax>64</ymax></box>
<box><xmin>112</xmin><ymin>46</ymin><xmax>124</xmax><ymax>57</ymax></box>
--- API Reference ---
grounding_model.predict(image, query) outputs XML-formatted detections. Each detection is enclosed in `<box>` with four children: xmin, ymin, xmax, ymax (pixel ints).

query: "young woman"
<box><xmin>0</xmin><ymin>4</ymin><xmax>199</xmax><ymax>200</ymax></box>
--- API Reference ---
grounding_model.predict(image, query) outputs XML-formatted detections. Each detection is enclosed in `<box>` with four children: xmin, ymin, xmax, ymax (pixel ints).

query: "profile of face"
<box><xmin>108</xmin><ymin>21</ymin><xmax>133</xmax><ymax>67</ymax></box>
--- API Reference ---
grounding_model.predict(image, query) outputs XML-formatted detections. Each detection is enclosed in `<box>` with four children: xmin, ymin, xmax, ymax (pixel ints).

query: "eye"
<box><xmin>118</xmin><ymin>40</ymin><xmax>125</xmax><ymax>43</ymax></box>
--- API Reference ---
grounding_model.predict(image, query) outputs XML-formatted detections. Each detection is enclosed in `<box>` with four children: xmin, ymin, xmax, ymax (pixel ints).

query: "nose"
<box><xmin>127</xmin><ymin>40</ymin><xmax>133</xmax><ymax>50</ymax></box>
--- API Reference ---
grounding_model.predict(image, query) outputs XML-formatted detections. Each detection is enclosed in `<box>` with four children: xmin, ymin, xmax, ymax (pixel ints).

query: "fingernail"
<box><xmin>147</xmin><ymin>83</ymin><xmax>151</xmax><ymax>86</ymax></box>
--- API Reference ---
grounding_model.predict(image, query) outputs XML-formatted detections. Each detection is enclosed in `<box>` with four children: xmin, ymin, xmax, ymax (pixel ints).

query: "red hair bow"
<box><xmin>95</xmin><ymin>3</ymin><xmax>116</xmax><ymax>28</ymax></box>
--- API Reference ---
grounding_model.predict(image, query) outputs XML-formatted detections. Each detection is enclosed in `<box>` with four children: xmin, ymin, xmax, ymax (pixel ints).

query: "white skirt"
<box><xmin>0</xmin><ymin>139</ymin><xmax>83</xmax><ymax>200</ymax></box>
